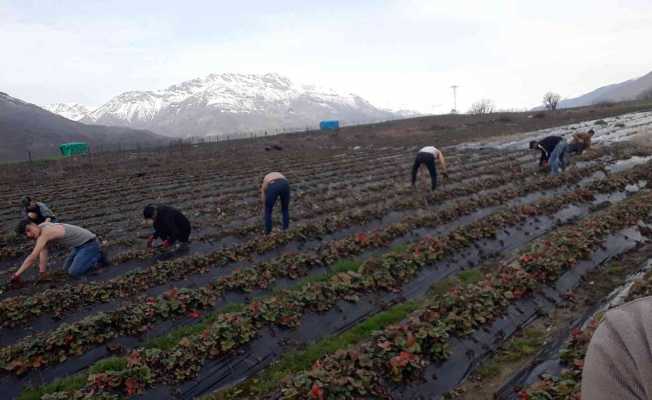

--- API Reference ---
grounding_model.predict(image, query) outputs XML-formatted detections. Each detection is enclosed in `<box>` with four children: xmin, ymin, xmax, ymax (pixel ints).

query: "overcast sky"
<box><xmin>1</xmin><ymin>0</ymin><xmax>652</xmax><ymax>113</ymax></box>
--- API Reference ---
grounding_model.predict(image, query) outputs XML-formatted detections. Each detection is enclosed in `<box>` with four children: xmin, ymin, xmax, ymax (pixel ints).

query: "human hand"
<box><xmin>9</xmin><ymin>273</ymin><xmax>23</xmax><ymax>288</ymax></box>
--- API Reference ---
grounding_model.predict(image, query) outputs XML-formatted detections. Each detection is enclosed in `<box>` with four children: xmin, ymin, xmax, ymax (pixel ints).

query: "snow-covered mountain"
<box><xmin>43</xmin><ymin>103</ymin><xmax>93</xmax><ymax>121</ymax></box>
<box><xmin>46</xmin><ymin>73</ymin><xmax>399</xmax><ymax>138</ymax></box>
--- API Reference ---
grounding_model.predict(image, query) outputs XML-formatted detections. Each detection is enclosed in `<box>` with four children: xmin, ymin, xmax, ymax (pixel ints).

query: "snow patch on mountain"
<box><xmin>44</xmin><ymin>73</ymin><xmax>407</xmax><ymax>137</ymax></box>
<box><xmin>43</xmin><ymin>103</ymin><xmax>94</xmax><ymax>121</ymax></box>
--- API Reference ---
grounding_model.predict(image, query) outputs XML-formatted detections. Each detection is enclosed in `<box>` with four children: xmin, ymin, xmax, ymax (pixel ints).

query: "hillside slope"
<box><xmin>559</xmin><ymin>70</ymin><xmax>652</xmax><ymax>108</ymax></box>
<box><xmin>0</xmin><ymin>92</ymin><xmax>168</xmax><ymax>162</ymax></box>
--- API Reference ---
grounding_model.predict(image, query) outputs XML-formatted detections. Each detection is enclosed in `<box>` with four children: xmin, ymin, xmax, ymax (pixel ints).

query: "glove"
<box><xmin>9</xmin><ymin>274</ymin><xmax>22</xmax><ymax>287</ymax></box>
<box><xmin>162</xmin><ymin>240</ymin><xmax>173</xmax><ymax>248</ymax></box>
<box><xmin>146</xmin><ymin>235</ymin><xmax>155</xmax><ymax>248</ymax></box>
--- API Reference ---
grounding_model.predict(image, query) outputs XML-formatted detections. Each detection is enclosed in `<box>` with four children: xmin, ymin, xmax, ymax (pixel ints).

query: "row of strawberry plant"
<box><xmin>29</xmin><ymin>184</ymin><xmax>652</xmax><ymax>399</ymax></box>
<box><xmin>516</xmin><ymin>249</ymin><xmax>652</xmax><ymax>400</ymax></box>
<box><xmin>98</xmin><ymin>153</ymin><xmax>536</xmax><ymax>264</ymax></box>
<box><xmin>273</xmin><ymin>190</ymin><xmax>652</xmax><ymax>400</ymax></box>
<box><xmin>5</xmin><ymin>164</ymin><xmax>649</xmax><ymax>380</ymax></box>
<box><xmin>0</xmin><ymin>152</ymin><xmax>613</xmax><ymax>328</ymax></box>
<box><xmin>29</xmin><ymin>148</ymin><xmax>520</xmax><ymax>246</ymax></box>
<box><xmin>3</xmin><ymin>145</ymin><xmax>418</xmax><ymax>224</ymax></box>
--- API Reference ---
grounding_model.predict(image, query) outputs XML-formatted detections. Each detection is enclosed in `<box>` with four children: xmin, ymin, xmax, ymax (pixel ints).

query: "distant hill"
<box><xmin>0</xmin><ymin>92</ymin><xmax>168</xmax><ymax>162</ymax></box>
<box><xmin>557</xmin><ymin>70</ymin><xmax>652</xmax><ymax>109</ymax></box>
<box><xmin>43</xmin><ymin>73</ymin><xmax>401</xmax><ymax>138</ymax></box>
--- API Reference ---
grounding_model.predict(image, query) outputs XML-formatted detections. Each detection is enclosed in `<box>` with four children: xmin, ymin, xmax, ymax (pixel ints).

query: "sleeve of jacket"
<box><xmin>582</xmin><ymin>299</ymin><xmax>652</xmax><ymax>400</ymax></box>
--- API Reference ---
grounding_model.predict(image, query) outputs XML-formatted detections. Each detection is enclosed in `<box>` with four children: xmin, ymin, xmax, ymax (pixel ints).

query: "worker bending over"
<box><xmin>12</xmin><ymin>220</ymin><xmax>105</xmax><ymax>283</ymax></box>
<box><xmin>261</xmin><ymin>172</ymin><xmax>290</xmax><ymax>234</ymax></box>
<box><xmin>529</xmin><ymin>135</ymin><xmax>568</xmax><ymax>176</ymax></box>
<box><xmin>143</xmin><ymin>204</ymin><xmax>191</xmax><ymax>248</ymax></box>
<box><xmin>411</xmin><ymin>146</ymin><xmax>448</xmax><ymax>190</ymax></box>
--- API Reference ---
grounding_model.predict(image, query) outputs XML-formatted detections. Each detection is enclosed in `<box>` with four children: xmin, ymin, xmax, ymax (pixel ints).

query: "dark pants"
<box><xmin>411</xmin><ymin>152</ymin><xmax>438</xmax><ymax>190</ymax></box>
<box><xmin>63</xmin><ymin>239</ymin><xmax>104</xmax><ymax>277</ymax></box>
<box><xmin>265</xmin><ymin>179</ymin><xmax>290</xmax><ymax>234</ymax></box>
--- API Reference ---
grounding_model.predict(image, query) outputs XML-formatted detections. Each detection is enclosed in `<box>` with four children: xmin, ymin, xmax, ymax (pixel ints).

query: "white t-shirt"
<box><xmin>418</xmin><ymin>146</ymin><xmax>441</xmax><ymax>158</ymax></box>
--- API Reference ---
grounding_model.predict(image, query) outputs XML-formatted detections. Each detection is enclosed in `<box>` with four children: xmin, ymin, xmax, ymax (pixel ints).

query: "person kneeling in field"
<box><xmin>261</xmin><ymin>172</ymin><xmax>290</xmax><ymax>234</ymax></box>
<box><xmin>529</xmin><ymin>135</ymin><xmax>568</xmax><ymax>176</ymax></box>
<box><xmin>143</xmin><ymin>204</ymin><xmax>191</xmax><ymax>249</ymax></box>
<box><xmin>411</xmin><ymin>146</ymin><xmax>448</xmax><ymax>190</ymax></box>
<box><xmin>21</xmin><ymin>196</ymin><xmax>56</xmax><ymax>224</ymax></box>
<box><xmin>11</xmin><ymin>220</ymin><xmax>106</xmax><ymax>284</ymax></box>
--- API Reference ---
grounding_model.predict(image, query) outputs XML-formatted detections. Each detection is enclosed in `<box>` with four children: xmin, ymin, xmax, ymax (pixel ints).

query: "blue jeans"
<box><xmin>63</xmin><ymin>240</ymin><xmax>102</xmax><ymax>277</ymax></box>
<box><xmin>549</xmin><ymin>138</ymin><xmax>568</xmax><ymax>176</ymax></box>
<box><xmin>264</xmin><ymin>179</ymin><xmax>290</xmax><ymax>234</ymax></box>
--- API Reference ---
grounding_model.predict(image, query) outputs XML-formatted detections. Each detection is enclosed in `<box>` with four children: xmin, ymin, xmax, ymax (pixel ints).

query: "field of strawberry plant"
<box><xmin>1</xmin><ymin>115</ymin><xmax>652</xmax><ymax>400</ymax></box>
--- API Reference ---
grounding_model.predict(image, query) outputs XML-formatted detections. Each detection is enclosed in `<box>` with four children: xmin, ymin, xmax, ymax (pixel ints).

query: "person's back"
<box><xmin>538</xmin><ymin>136</ymin><xmax>562</xmax><ymax>155</ymax></box>
<box><xmin>582</xmin><ymin>296</ymin><xmax>652</xmax><ymax>399</ymax></box>
<box><xmin>145</xmin><ymin>204</ymin><xmax>191</xmax><ymax>245</ymax></box>
<box><xmin>262</xmin><ymin>172</ymin><xmax>286</xmax><ymax>187</ymax></box>
<box><xmin>36</xmin><ymin>202</ymin><xmax>55</xmax><ymax>220</ymax></box>
<box><xmin>418</xmin><ymin>146</ymin><xmax>441</xmax><ymax>158</ymax></box>
<box><xmin>40</xmin><ymin>222</ymin><xmax>95</xmax><ymax>249</ymax></box>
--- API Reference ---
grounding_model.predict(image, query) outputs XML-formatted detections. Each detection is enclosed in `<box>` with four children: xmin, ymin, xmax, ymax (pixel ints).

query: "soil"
<box><xmin>449</xmin><ymin>242</ymin><xmax>652</xmax><ymax>400</ymax></box>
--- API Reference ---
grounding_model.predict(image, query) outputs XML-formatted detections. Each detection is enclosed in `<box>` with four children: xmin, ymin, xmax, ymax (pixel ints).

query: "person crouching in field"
<box><xmin>567</xmin><ymin>129</ymin><xmax>595</xmax><ymax>155</ymax></box>
<box><xmin>411</xmin><ymin>146</ymin><xmax>448</xmax><ymax>190</ymax></box>
<box><xmin>261</xmin><ymin>172</ymin><xmax>290</xmax><ymax>234</ymax></box>
<box><xmin>143</xmin><ymin>204</ymin><xmax>191</xmax><ymax>249</ymax></box>
<box><xmin>21</xmin><ymin>196</ymin><xmax>56</xmax><ymax>224</ymax></box>
<box><xmin>530</xmin><ymin>135</ymin><xmax>568</xmax><ymax>176</ymax></box>
<box><xmin>11</xmin><ymin>220</ymin><xmax>106</xmax><ymax>284</ymax></box>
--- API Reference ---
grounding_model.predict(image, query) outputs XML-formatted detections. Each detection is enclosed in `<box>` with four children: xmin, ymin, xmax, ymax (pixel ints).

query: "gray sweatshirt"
<box><xmin>582</xmin><ymin>295</ymin><xmax>652</xmax><ymax>399</ymax></box>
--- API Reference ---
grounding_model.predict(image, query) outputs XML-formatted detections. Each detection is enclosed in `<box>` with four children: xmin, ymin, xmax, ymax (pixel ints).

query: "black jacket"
<box><xmin>152</xmin><ymin>205</ymin><xmax>191</xmax><ymax>242</ymax></box>
<box><xmin>536</xmin><ymin>136</ymin><xmax>562</xmax><ymax>165</ymax></box>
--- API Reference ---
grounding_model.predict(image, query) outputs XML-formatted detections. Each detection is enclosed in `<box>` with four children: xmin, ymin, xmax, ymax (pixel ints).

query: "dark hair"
<box><xmin>15</xmin><ymin>219</ymin><xmax>35</xmax><ymax>236</ymax></box>
<box><xmin>21</xmin><ymin>196</ymin><xmax>32</xmax><ymax>208</ymax></box>
<box><xmin>143</xmin><ymin>204</ymin><xmax>156</xmax><ymax>219</ymax></box>
<box><xmin>588</xmin><ymin>129</ymin><xmax>595</xmax><ymax>135</ymax></box>
<box><xmin>529</xmin><ymin>140</ymin><xmax>538</xmax><ymax>149</ymax></box>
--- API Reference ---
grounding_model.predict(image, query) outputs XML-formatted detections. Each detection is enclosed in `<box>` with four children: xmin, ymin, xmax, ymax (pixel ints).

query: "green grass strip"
<box><xmin>20</xmin><ymin>258</ymin><xmax>365</xmax><ymax>399</ymax></box>
<box><xmin>209</xmin><ymin>300</ymin><xmax>420</xmax><ymax>399</ymax></box>
<box><xmin>18</xmin><ymin>357</ymin><xmax>127</xmax><ymax>400</ymax></box>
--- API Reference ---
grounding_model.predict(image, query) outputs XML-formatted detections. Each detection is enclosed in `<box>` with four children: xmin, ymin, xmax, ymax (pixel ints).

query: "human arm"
<box><xmin>260</xmin><ymin>182</ymin><xmax>267</xmax><ymax>210</ymax></box>
<box><xmin>14</xmin><ymin>235</ymin><xmax>50</xmax><ymax>278</ymax></box>
<box><xmin>38</xmin><ymin>247</ymin><xmax>49</xmax><ymax>273</ymax></box>
<box><xmin>538</xmin><ymin>146</ymin><xmax>548</xmax><ymax>166</ymax></box>
<box><xmin>438</xmin><ymin>151</ymin><xmax>447</xmax><ymax>172</ymax></box>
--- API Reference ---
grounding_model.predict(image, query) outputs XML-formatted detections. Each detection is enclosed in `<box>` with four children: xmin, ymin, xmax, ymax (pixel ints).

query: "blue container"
<box><xmin>319</xmin><ymin>120</ymin><xmax>340</xmax><ymax>131</ymax></box>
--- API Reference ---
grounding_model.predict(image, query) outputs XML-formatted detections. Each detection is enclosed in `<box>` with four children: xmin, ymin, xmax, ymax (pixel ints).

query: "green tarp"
<box><xmin>59</xmin><ymin>142</ymin><xmax>89</xmax><ymax>157</ymax></box>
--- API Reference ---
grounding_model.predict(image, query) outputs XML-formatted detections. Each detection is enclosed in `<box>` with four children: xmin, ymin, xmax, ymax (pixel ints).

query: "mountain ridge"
<box><xmin>45</xmin><ymin>73</ymin><xmax>410</xmax><ymax>138</ymax></box>
<box><xmin>556</xmin><ymin>70</ymin><xmax>652</xmax><ymax>109</ymax></box>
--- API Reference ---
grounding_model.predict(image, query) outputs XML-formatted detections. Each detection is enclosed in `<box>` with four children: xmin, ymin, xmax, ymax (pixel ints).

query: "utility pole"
<box><xmin>450</xmin><ymin>85</ymin><xmax>459</xmax><ymax>113</ymax></box>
